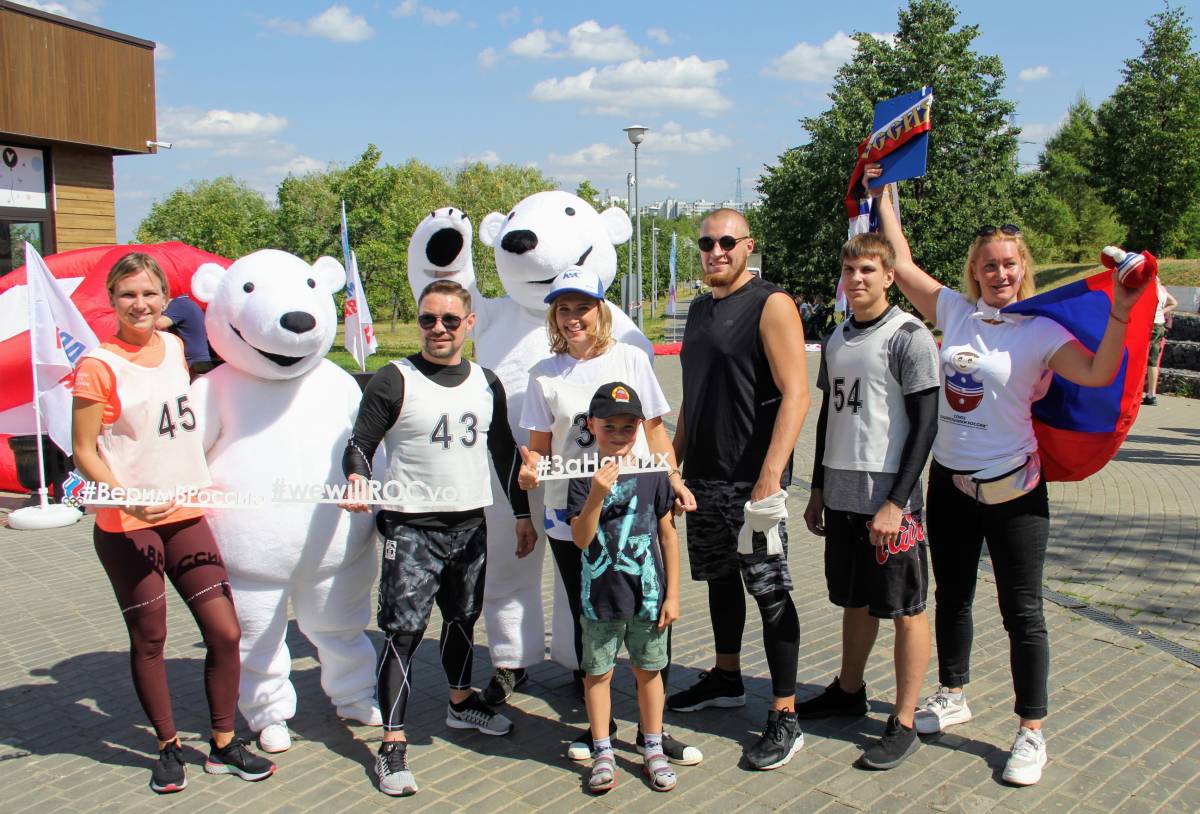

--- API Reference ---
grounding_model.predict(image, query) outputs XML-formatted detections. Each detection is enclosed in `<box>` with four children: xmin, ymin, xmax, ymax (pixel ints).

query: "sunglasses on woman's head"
<box><xmin>417</xmin><ymin>313</ymin><xmax>463</xmax><ymax>330</ymax></box>
<box><xmin>697</xmin><ymin>234</ymin><xmax>751</xmax><ymax>252</ymax></box>
<box><xmin>976</xmin><ymin>224</ymin><xmax>1021</xmax><ymax>237</ymax></box>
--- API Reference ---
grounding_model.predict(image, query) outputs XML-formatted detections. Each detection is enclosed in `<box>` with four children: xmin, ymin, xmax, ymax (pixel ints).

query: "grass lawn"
<box><xmin>1035</xmin><ymin>258</ymin><xmax>1200</xmax><ymax>292</ymax></box>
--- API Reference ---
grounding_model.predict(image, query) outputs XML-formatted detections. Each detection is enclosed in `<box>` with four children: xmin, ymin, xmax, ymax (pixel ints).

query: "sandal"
<box><xmin>588</xmin><ymin>752</ymin><xmax>617</xmax><ymax>794</ymax></box>
<box><xmin>643</xmin><ymin>751</ymin><xmax>677</xmax><ymax>792</ymax></box>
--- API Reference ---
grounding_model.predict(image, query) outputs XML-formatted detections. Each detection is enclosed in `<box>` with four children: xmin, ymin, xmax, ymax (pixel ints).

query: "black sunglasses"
<box><xmin>417</xmin><ymin>313</ymin><xmax>464</xmax><ymax>330</ymax></box>
<box><xmin>697</xmin><ymin>234</ymin><xmax>751</xmax><ymax>252</ymax></box>
<box><xmin>976</xmin><ymin>224</ymin><xmax>1021</xmax><ymax>237</ymax></box>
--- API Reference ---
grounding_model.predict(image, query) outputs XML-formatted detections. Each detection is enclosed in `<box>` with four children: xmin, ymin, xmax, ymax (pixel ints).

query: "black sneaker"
<box><xmin>856</xmin><ymin>715</ymin><xmax>919</xmax><ymax>770</ymax></box>
<box><xmin>446</xmin><ymin>692</ymin><xmax>513</xmax><ymax>735</ymax></box>
<box><xmin>149</xmin><ymin>741</ymin><xmax>187</xmax><ymax>794</ymax></box>
<box><xmin>204</xmin><ymin>737</ymin><xmax>277</xmax><ymax>781</ymax></box>
<box><xmin>794</xmin><ymin>676</ymin><xmax>869</xmax><ymax>719</ymax></box>
<box><xmin>744</xmin><ymin>710</ymin><xmax>804</xmax><ymax>770</ymax></box>
<box><xmin>1143</xmin><ymin>395</ymin><xmax>1158</xmax><ymax>406</ymax></box>
<box><xmin>636</xmin><ymin>728</ymin><xmax>704</xmax><ymax>765</ymax></box>
<box><xmin>666</xmin><ymin>669</ymin><xmax>746</xmax><ymax>712</ymax></box>
<box><xmin>567</xmin><ymin>719</ymin><xmax>618</xmax><ymax>760</ymax></box>
<box><xmin>480</xmin><ymin>667</ymin><xmax>527</xmax><ymax>706</ymax></box>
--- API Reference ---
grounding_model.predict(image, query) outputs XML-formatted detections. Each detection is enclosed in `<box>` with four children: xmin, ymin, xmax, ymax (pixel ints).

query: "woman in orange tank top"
<box><xmin>71</xmin><ymin>253</ymin><xmax>275</xmax><ymax>793</ymax></box>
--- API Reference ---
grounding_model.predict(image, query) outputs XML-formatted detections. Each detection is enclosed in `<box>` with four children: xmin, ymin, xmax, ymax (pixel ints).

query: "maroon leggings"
<box><xmin>94</xmin><ymin>516</ymin><xmax>240</xmax><ymax>742</ymax></box>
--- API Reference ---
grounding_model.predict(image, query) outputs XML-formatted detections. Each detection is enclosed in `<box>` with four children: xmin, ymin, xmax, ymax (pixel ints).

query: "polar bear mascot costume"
<box><xmin>190</xmin><ymin>249</ymin><xmax>381</xmax><ymax>753</ymax></box>
<box><xmin>407</xmin><ymin>195</ymin><xmax>651</xmax><ymax>676</ymax></box>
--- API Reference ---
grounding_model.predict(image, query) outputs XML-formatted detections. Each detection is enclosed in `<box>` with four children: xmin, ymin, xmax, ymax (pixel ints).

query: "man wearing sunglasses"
<box><xmin>668</xmin><ymin>209</ymin><xmax>811</xmax><ymax>771</ymax></box>
<box><xmin>341</xmin><ymin>280</ymin><xmax>536</xmax><ymax>796</ymax></box>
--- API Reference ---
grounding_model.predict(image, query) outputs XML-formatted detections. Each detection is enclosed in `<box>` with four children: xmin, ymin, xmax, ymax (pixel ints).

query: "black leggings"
<box><xmin>926</xmin><ymin>461</ymin><xmax>1050</xmax><ymax>720</ymax></box>
<box><xmin>378</xmin><ymin>620</ymin><xmax>476</xmax><ymax>731</ymax></box>
<box><xmin>94</xmin><ymin>517</ymin><xmax>240</xmax><ymax>742</ymax></box>
<box><xmin>549</xmin><ymin>535</ymin><xmax>673</xmax><ymax>685</ymax></box>
<box><xmin>707</xmin><ymin>573</ymin><xmax>800</xmax><ymax>699</ymax></box>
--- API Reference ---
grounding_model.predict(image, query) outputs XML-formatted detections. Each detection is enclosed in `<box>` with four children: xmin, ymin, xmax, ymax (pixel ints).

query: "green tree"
<box><xmin>1017</xmin><ymin>95</ymin><xmax>1124</xmax><ymax>261</ymax></box>
<box><xmin>137</xmin><ymin>176</ymin><xmax>277</xmax><ymax>257</ymax></box>
<box><xmin>574</xmin><ymin>180</ymin><xmax>601</xmax><ymax>210</ymax></box>
<box><xmin>1095</xmin><ymin>5</ymin><xmax>1200</xmax><ymax>253</ymax></box>
<box><xmin>758</xmin><ymin>0</ymin><xmax>1019</xmax><ymax>298</ymax></box>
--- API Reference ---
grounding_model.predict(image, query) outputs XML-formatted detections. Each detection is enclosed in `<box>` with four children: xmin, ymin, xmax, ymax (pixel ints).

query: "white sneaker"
<box><xmin>338</xmin><ymin>699</ymin><xmax>384</xmax><ymax>726</ymax></box>
<box><xmin>258</xmin><ymin>722</ymin><xmax>291</xmax><ymax>753</ymax></box>
<box><xmin>1002</xmin><ymin>727</ymin><xmax>1047</xmax><ymax>786</ymax></box>
<box><xmin>914</xmin><ymin>689</ymin><xmax>972</xmax><ymax>734</ymax></box>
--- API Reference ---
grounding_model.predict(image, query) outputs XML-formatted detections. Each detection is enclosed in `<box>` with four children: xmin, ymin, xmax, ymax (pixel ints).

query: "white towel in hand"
<box><xmin>737</xmin><ymin>490</ymin><xmax>788</xmax><ymax>556</ymax></box>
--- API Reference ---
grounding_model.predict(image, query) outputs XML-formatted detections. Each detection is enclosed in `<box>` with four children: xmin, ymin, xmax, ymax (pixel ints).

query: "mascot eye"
<box><xmin>243</xmin><ymin>282</ymin><xmax>255</xmax><ymax>294</ymax></box>
<box><xmin>307</xmin><ymin>278</ymin><xmax>316</xmax><ymax>288</ymax></box>
<box><xmin>565</xmin><ymin>207</ymin><xmax>576</xmax><ymax>216</ymax></box>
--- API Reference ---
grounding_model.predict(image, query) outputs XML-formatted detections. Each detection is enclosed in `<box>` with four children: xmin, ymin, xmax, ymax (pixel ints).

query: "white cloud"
<box><xmin>266</xmin><ymin>5</ymin><xmax>374</xmax><ymax>43</ymax></box>
<box><xmin>1019</xmin><ymin>65</ymin><xmax>1050</xmax><ymax>81</ymax></box>
<box><xmin>643</xmin><ymin>122</ymin><xmax>731</xmax><ymax>153</ymax></box>
<box><xmin>506</xmin><ymin>20</ymin><xmax>641</xmax><ymax>62</ymax></box>
<box><xmin>546</xmin><ymin>143</ymin><xmax>620</xmax><ymax>168</ymax></box>
<box><xmin>764</xmin><ymin>31</ymin><xmax>891</xmax><ymax>82</ymax></box>
<box><xmin>531</xmin><ymin>55</ymin><xmax>730</xmax><ymax>115</ymax></box>
<box><xmin>393</xmin><ymin>1</ymin><xmax>459</xmax><ymax>26</ymax></box>
<box><xmin>647</xmin><ymin>27</ymin><xmax>671</xmax><ymax>46</ymax></box>
<box><xmin>509</xmin><ymin>28</ymin><xmax>557</xmax><ymax>58</ymax></box>
<box><xmin>498</xmin><ymin>7</ymin><xmax>519</xmax><ymax>26</ymax></box>
<box><xmin>478</xmin><ymin>46</ymin><xmax>501</xmax><ymax>69</ymax></box>
<box><xmin>268</xmin><ymin>155</ymin><xmax>326</xmax><ymax>175</ymax></box>
<box><xmin>456</xmin><ymin>149</ymin><xmax>500</xmax><ymax>165</ymax></box>
<box><xmin>639</xmin><ymin>174</ymin><xmax>678</xmax><ymax>190</ymax></box>
<box><xmin>159</xmin><ymin>108</ymin><xmax>289</xmax><ymax>145</ymax></box>
<box><xmin>154</xmin><ymin>43</ymin><xmax>174</xmax><ymax>62</ymax></box>
<box><xmin>10</xmin><ymin>0</ymin><xmax>102</xmax><ymax>24</ymax></box>
<box><xmin>1020</xmin><ymin>117</ymin><xmax>1065</xmax><ymax>145</ymax></box>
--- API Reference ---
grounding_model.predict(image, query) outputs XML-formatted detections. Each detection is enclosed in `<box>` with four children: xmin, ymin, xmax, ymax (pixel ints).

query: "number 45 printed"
<box><xmin>159</xmin><ymin>395</ymin><xmax>197</xmax><ymax>438</ymax></box>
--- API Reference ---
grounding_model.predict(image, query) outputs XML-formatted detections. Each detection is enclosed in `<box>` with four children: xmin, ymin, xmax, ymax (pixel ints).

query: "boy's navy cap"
<box><xmin>543</xmin><ymin>265</ymin><xmax>606</xmax><ymax>303</ymax></box>
<box><xmin>588</xmin><ymin>381</ymin><xmax>644</xmax><ymax>419</ymax></box>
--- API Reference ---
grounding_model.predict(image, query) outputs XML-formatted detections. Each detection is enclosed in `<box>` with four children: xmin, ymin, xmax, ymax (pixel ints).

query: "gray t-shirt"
<box><xmin>817</xmin><ymin>305</ymin><xmax>940</xmax><ymax>514</ymax></box>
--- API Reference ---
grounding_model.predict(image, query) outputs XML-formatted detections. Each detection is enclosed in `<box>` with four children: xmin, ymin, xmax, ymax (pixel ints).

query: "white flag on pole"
<box><xmin>341</xmin><ymin>202</ymin><xmax>378</xmax><ymax>370</ymax></box>
<box><xmin>25</xmin><ymin>243</ymin><xmax>98</xmax><ymax>455</ymax></box>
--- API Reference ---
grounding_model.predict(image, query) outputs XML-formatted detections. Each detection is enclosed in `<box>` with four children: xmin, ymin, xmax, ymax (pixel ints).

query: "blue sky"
<box><xmin>18</xmin><ymin>1</ymin><xmax>1199</xmax><ymax>241</ymax></box>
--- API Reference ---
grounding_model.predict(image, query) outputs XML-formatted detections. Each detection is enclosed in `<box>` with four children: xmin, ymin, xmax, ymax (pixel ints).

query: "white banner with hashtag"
<box><xmin>534</xmin><ymin>452</ymin><xmax>671</xmax><ymax>482</ymax></box>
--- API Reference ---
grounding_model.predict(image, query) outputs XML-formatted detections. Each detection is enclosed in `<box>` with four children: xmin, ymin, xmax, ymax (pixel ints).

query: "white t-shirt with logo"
<box><xmin>932</xmin><ymin>288</ymin><xmax>1075</xmax><ymax>472</ymax></box>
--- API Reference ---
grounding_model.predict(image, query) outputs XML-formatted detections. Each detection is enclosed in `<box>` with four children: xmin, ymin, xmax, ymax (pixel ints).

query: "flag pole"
<box><xmin>26</xmin><ymin>281</ymin><xmax>51</xmax><ymax>511</ymax></box>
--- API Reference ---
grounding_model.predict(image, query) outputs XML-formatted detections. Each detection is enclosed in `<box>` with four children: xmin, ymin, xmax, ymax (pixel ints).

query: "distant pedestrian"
<box><xmin>1143</xmin><ymin>278</ymin><xmax>1178</xmax><ymax>406</ymax></box>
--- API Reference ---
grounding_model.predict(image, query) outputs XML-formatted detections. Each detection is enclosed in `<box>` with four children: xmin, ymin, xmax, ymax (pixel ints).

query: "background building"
<box><xmin>0</xmin><ymin>0</ymin><xmax>159</xmax><ymax>275</ymax></box>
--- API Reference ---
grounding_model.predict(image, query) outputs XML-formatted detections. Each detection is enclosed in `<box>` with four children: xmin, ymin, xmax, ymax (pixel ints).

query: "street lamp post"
<box><xmin>651</xmin><ymin>223</ymin><xmax>659</xmax><ymax>317</ymax></box>
<box><xmin>625</xmin><ymin>172</ymin><xmax>634</xmax><ymax>316</ymax></box>
<box><xmin>623</xmin><ymin>125</ymin><xmax>648</xmax><ymax>330</ymax></box>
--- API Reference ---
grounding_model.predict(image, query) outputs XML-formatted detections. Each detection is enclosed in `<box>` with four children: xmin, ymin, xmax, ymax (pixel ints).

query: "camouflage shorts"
<box><xmin>684</xmin><ymin>480</ymin><xmax>792</xmax><ymax>595</ymax></box>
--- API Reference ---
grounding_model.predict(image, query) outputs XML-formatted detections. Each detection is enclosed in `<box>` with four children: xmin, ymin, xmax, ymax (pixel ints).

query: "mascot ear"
<box><xmin>312</xmin><ymin>256</ymin><xmax>347</xmax><ymax>294</ymax></box>
<box><xmin>478</xmin><ymin>212</ymin><xmax>505</xmax><ymax>248</ymax></box>
<box><xmin>599</xmin><ymin>207</ymin><xmax>633</xmax><ymax>246</ymax></box>
<box><xmin>191</xmin><ymin>262</ymin><xmax>227</xmax><ymax>304</ymax></box>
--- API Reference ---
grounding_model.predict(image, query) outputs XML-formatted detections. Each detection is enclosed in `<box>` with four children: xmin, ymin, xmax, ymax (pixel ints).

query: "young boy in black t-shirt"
<box><xmin>565</xmin><ymin>382</ymin><xmax>680</xmax><ymax>794</ymax></box>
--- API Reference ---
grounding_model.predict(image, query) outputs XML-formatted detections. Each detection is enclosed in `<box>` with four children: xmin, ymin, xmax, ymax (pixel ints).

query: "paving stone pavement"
<box><xmin>1</xmin><ymin>353</ymin><xmax>1197</xmax><ymax>813</ymax></box>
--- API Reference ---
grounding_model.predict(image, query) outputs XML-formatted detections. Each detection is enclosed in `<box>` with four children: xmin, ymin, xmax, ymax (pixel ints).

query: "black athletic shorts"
<box><xmin>377</xmin><ymin>514</ymin><xmax>487</xmax><ymax>636</ymax></box>
<box><xmin>685</xmin><ymin>479</ymin><xmax>792</xmax><ymax>595</ymax></box>
<box><xmin>824</xmin><ymin>507</ymin><xmax>928</xmax><ymax>618</ymax></box>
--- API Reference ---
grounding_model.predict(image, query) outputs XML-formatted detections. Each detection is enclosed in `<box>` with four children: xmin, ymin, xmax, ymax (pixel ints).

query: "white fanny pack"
<box><xmin>951</xmin><ymin>453</ymin><xmax>1042</xmax><ymax>505</ymax></box>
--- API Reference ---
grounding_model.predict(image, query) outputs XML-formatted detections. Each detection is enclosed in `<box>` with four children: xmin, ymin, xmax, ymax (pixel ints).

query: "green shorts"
<box><xmin>580</xmin><ymin>617</ymin><xmax>668</xmax><ymax>674</ymax></box>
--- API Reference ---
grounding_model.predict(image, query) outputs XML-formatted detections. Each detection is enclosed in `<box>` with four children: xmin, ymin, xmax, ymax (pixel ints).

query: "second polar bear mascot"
<box><xmin>406</xmin><ymin>195</ymin><xmax>651</xmax><ymax>687</ymax></box>
<box><xmin>191</xmin><ymin>249</ymin><xmax>381</xmax><ymax>753</ymax></box>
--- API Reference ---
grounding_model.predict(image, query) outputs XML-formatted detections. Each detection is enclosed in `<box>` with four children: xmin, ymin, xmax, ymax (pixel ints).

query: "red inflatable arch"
<box><xmin>0</xmin><ymin>242</ymin><xmax>230</xmax><ymax>492</ymax></box>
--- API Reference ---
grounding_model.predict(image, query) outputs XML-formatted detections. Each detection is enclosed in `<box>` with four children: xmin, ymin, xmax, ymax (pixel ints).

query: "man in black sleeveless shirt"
<box><xmin>668</xmin><ymin>209</ymin><xmax>811</xmax><ymax>770</ymax></box>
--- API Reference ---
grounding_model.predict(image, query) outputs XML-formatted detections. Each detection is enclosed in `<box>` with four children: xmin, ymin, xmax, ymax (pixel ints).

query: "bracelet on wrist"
<box><xmin>667</xmin><ymin>467</ymin><xmax>682</xmax><ymax>478</ymax></box>
<box><xmin>1109</xmin><ymin>310</ymin><xmax>1129</xmax><ymax>325</ymax></box>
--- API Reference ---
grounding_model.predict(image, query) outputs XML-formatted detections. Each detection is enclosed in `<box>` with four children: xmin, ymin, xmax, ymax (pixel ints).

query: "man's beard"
<box><xmin>705</xmin><ymin>256</ymin><xmax>746</xmax><ymax>286</ymax></box>
<box><xmin>423</xmin><ymin>338</ymin><xmax>458</xmax><ymax>359</ymax></box>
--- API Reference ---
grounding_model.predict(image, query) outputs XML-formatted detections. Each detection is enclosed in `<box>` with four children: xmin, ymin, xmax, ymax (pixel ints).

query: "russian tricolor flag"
<box><xmin>1004</xmin><ymin>266</ymin><xmax>1157</xmax><ymax>481</ymax></box>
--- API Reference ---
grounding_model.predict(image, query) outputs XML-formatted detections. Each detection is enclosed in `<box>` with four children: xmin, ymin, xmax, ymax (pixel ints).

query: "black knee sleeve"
<box><xmin>708</xmin><ymin>574</ymin><xmax>746</xmax><ymax>656</ymax></box>
<box><xmin>754</xmin><ymin>590</ymin><xmax>800</xmax><ymax>698</ymax></box>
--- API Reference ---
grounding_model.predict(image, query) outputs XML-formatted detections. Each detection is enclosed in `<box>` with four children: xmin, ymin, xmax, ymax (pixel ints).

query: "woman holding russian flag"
<box><xmin>864</xmin><ymin>163</ymin><xmax>1148</xmax><ymax>786</ymax></box>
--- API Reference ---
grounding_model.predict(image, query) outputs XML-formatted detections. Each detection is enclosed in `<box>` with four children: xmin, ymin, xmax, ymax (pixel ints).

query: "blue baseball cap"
<box><xmin>543</xmin><ymin>265</ymin><xmax>605</xmax><ymax>303</ymax></box>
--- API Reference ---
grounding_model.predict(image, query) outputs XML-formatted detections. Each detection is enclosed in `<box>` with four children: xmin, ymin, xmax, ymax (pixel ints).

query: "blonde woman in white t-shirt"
<box><xmin>516</xmin><ymin>265</ymin><xmax>701</xmax><ymax>767</ymax></box>
<box><xmin>864</xmin><ymin>164</ymin><xmax>1148</xmax><ymax>786</ymax></box>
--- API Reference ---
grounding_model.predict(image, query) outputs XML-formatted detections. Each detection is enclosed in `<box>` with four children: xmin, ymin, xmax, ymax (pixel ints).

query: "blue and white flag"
<box><xmin>340</xmin><ymin>202</ymin><xmax>378</xmax><ymax>371</ymax></box>
<box><xmin>666</xmin><ymin>232</ymin><xmax>677</xmax><ymax>316</ymax></box>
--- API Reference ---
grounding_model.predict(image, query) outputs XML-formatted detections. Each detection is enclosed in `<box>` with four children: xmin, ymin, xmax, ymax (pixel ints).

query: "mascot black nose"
<box><xmin>280</xmin><ymin>311</ymin><xmax>316</xmax><ymax>334</ymax></box>
<box><xmin>501</xmin><ymin>229</ymin><xmax>538</xmax><ymax>255</ymax></box>
<box><xmin>426</xmin><ymin>227</ymin><xmax>465</xmax><ymax>267</ymax></box>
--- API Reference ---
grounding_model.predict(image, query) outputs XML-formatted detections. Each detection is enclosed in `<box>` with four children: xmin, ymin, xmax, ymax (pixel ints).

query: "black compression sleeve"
<box><xmin>484</xmin><ymin>371</ymin><xmax>531</xmax><ymax>519</ymax></box>
<box><xmin>884</xmin><ymin>386</ymin><xmax>939</xmax><ymax>508</ymax></box>
<box><xmin>342</xmin><ymin>365</ymin><xmax>404</xmax><ymax>478</ymax></box>
<box><xmin>811</xmin><ymin>391</ymin><xmax>830</xmax><ymax>490</ymax></box>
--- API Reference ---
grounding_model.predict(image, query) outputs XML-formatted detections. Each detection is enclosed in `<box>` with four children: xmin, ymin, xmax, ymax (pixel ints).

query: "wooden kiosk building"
<box><xmin>0</xmin><ymin>0</ymin><xmax>159</xmax><ymax>275</ymax></box>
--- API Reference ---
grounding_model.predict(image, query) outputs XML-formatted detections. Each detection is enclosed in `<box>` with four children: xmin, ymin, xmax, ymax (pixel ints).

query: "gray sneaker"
<box><xmin>376</xmin><ymin>741</ymin><xmax>417</xmax><ymax>796</ymax></box>
<box><xmin>446</xmin><ymin>693</ymin><xmax>513</xmax><ymax>735</ymax></box>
